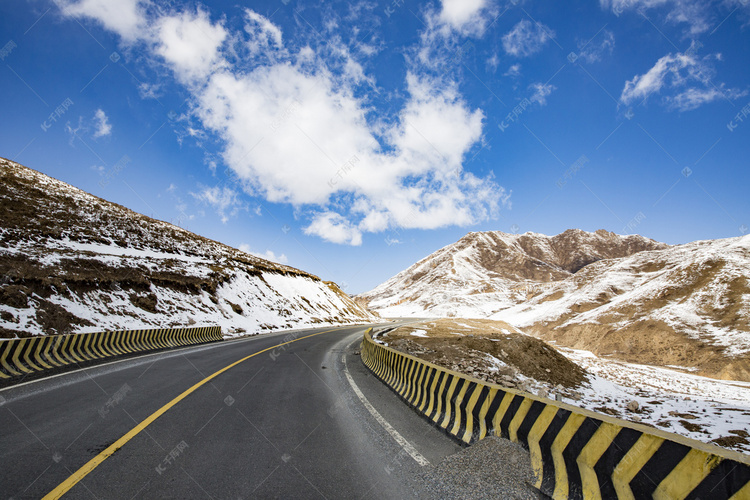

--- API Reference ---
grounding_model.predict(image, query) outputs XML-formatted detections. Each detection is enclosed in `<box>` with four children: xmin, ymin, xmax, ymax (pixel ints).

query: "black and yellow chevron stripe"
<box><xmin>361</xmin><ymin>329</ymin><xmax>750</xmax><ymax>499</ymax></box>
<box><xmin>0</xmin><ymin>326</ymin><xmax>222</xmax><ymax>381</ymax></box>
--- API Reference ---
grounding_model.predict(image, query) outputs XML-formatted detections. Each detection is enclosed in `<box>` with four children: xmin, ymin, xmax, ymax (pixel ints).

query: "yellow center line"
<box><xmin>43</xmin><ymin>327</ymin><xmax>346</xmax><ymax>499</ymax></box>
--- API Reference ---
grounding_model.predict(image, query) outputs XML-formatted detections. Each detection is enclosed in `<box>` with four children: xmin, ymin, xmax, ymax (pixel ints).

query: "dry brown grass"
<box><xmin>0</xmin><ymin>157</ymin><xmax>370</xmax><ymax>337</ymax></box>
<box><xmin>381</xmin><ymin>318</ymin><xmax>588</xmax><ymax>389</ymax></box>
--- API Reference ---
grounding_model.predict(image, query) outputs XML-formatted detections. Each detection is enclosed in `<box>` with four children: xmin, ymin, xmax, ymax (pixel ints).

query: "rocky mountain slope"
<box><xmin>0</xmin><ymin>158</ymin><xmax>375</xmax><ymax>338</ymax></box>
<box><xmin>360</xmin><ymin>229</ymin><xmax>667</xmax><ymax>317</ymax></box>
<box><xmin>498</xmin><ymin>235</ymin><xmax>750</xmax><ymax>380</ymax></box>
<box><xmin>359</xmin><ymin>230</ymin><xmax>750</xmax><ymax>381</ymax></box>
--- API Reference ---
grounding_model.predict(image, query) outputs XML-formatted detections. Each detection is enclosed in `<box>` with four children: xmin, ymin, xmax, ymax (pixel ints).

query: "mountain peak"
<box><xmin>359</xmin><ymin>228</ymin><xmax>668</xmax><ymax>313</ymax></box>
<box><xmin>359</xmin><ymin>229</ymin><xmax>750</xmax><ymax>381</ymax></box>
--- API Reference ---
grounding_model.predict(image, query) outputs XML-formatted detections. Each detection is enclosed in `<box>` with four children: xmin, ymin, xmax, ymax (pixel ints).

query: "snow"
<box><xmin>365</xmin><ymin>230</ymin><xmax>750</xmax><ymax>357</ymax></box>
<box><xmin>484</xmin><ymin>353</ymin><xmax>508</xmax><ymax>372</ymax></box>
<box><xmin>666</xmin><ymin>364</ymin><xmax>699</xmax><ymax>372</ymax></box>
<box><xmin>448</xmin><ymin>341</ymin><xmax>750</xmax><ymax>452</ymax></box>
<box><xmin>12</xmin><ymin>269</ymin><xmax>371</xmax><ymax>338</ymax></box>
<box><xmin>410</xmin><ymin>329</ymin><xmax>428</xmax><ymax>337</ymax></box>
<box><xmin>554</xmin><ymin>346</ymin><xmax>750</xmax><ymax>452</ymax></box>
<box><xmin>57</xmin><ymin>240</ymin><xmax>211</xmax><ymax>262</ymax></box>
<box><xmin>0</xmin><ymin>159</ymin><xmax>377</xmax><ymax>339</ymax></box>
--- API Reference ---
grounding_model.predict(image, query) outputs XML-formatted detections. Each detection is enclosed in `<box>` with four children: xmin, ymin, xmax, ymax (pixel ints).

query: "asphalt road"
<box><xmin>0</xmin><ymin>323</ymin><xmax>467</xmax><ymax>499</ymax></box>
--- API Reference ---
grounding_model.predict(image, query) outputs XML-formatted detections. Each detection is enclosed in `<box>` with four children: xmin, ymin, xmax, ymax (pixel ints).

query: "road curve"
<box><xmin>0</xmin><ymin>324</ymin><xmax>463</xmax><ymax>499</ymax></box>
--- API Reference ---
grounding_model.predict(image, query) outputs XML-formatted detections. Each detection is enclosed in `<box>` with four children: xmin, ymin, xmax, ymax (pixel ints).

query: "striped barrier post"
<box><xmin>0</xmin><ymin>326</ymin><xmax>222</xmax><ymax>384</ymax></box>
<box><xmin>360</xmin><ymin>329</ymin><xmax>750</xmax><ymax>499</ymax></box>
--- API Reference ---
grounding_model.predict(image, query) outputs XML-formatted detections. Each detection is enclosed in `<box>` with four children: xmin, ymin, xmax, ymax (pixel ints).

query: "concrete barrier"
<box><xmin>361</xmin><ymin>329</ymin><xmax>750</xmax><ymax>499</ymax></box>
<box><xmin>0</xmin><ymin>326</ymin><xmax>222</xmax><ymax>383</ymax></box>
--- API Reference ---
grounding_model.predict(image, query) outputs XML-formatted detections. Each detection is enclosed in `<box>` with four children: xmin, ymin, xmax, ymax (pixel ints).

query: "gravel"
<box><xmin>411</xmin><ymin>436</ymin><xmax>548</xmax><ymax>499</ymax></box>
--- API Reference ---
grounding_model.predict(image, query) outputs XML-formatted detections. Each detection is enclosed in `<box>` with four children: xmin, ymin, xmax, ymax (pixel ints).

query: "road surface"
<box><xmin>1</xmin><ymin>324</ymin><xmax>468</xmax><ymax>499</ymax></box>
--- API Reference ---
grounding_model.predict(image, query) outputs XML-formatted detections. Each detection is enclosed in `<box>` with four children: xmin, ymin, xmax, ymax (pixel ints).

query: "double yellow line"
<box><xmin>44</xmin><ymin>327</ymin><xmax>340</xmax><ymax>499</ymax></box>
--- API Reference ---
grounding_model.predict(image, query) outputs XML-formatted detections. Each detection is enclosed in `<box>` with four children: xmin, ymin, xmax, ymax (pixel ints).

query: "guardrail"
<box><xmin>361</xmin><ymin>329</ymin><xmax>750</xmax><ymax>499</ymax></box>
<box><xmin>0</xmin><ymin>326</ymin><xmax>222</xmax><ymax>383</ymax></box>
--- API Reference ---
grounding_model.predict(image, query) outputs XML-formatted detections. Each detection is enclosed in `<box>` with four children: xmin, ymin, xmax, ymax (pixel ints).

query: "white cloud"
<box><xmin>412</xmin><ymin>0</ymin><xmax>495</xmax><ymax>70</ymax></box>
<box><xmin>138</xmin><ymin>82</ymin><xmax>162</xmax><ymax>99</ymax></box>
<box><xmin>393</xmin><ymin>73</ymin><xmax>485</xmax><ymax>174</ymax></box>
<box><xmin>193</xmin><ymin>59</ymin><xmax>504</xmax><ymax>241</ymax></box>
<box><xmin>486</xmin><ymin>53</ymin><xmax>500</xmax><ymax>72</ymax></box>
<box><xmin>93</xmin><ymin>109</ymin><xmax>112</xmax><ymax>137</ymax></box>
<box><xmin>58</xmin><ymin>0</ymin><xmax>146</xmax><ymax>41</ymax></box>
<box><xmin>529</xmin><ymin>82</ymin><xmax>556</xmax><ymax>105</ymax></box>
<box><xmin>56</xmin><ymin>4</ymin><xmax>509</xmax><ymax>245</ymax></box>
<box><xmin>578</xmin><ymin>30</ymin><xmax>615</xmax><ymax>63</ymax></box>
<box><xmin>57</xmin><ymin>1</ymin><xmax>227</xmax><ymax>86</ymax></box>
<box><xmin>668</xmin><ymin>86</ymin><xmax>747</xmax><ymax>111</ymax></box>
<box><xmin>621</xmin><ymin>53</ymin><xmax>688</xmax><ymax>104</ymax></box>
<box><xmin>502</xmin><ymin>19</ymin><xmax>555</xmax><ymax>57</ymax></box>
<box><xmin>664</xmin><ymin>1</ymin><xmax>710</xmax><ymax>35</ymax></box>
<box><xmin>439</xmin><ymin>0</ymin><xmax>488</xmax><ymax>31</ymax></box>
<box><xmin>504</xmin><ymin>63</ymin><xmax>522</xmax><ymax>77</ymax></box>
<box><xmin>191</xmin><ymin>185</ymin><xmax>246</xmax><ymax>223</ymax></box>
<box><xmin>154</xmin><ymin>9</ymin><xmax>227</xmax><ymax>85</ymax></box>
<box><xmin>196</xmin><ymin>65</ymin><xmax>371</xmax><ymax>206</ymax></box>
<box><xmin>238</xmin><ymin>244</ymin><xmax>288</xmax><ymax>264</ymax></box>
<box><xmin>244</xmin><ymin>9</ymin><xmax>283</xmax><ymax>55</ymax></box>
<box><xmin>305</xmin><ymin>212</ymin><xmax>363</xmax><ymax>246</ymax></box>
<box><xmin>599</xmin><ymin>0</ymin><xmax>749</xmax><ymax>35</ymax></box>
<box><xmin>620</xmin><ymin>44</ymin><xmax>744</xmax><ymax>109</ymax></box>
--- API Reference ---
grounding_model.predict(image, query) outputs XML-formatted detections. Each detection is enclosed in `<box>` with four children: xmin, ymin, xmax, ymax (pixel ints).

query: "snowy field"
<box><xmin>514</xmin><ymin>344</ymin><xmax>750</xmax><ymax>453</ymax></box>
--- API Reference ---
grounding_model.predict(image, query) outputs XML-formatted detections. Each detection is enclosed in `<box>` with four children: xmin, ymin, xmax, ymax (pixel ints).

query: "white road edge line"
<box><xmin>341</xmin><ymin>351</ymin><xmax>430</xmax><ymax>467</ymax></box>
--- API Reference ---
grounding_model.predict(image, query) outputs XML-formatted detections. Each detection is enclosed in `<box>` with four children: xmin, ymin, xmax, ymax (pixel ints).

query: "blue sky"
<box><xmin>1</xmin><ymin>0</ymin><xmax>749</xmax><ymax>293</ymax></box>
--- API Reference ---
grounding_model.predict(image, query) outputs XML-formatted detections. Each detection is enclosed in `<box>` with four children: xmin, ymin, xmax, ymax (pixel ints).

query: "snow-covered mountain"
<box><xmin>498</xmin><ymin>235</ymin><xmax>750</xmax><ymax>380</ymax></box>
<box><xmin>360</xmin><ymin>229</ymin><xmax>666</xmax><ymax>317</ymax></box>
<box><xmin>0</xmin><ymin>158</ymin><xmax>375</xmax><ymax>338</ymax></box>
<box><xmin>359</xmin><ymin>230</ymin><xmax>750</xmax><ymax>380</ymax></box>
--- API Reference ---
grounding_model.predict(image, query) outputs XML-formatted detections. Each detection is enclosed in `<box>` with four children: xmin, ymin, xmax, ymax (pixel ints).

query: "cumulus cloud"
<box><xmin>154</xmin><ymin>9</ymin><xmax>227</xmax><ymax>85</ymax></box>
<box><xmin>58</xmin><ymin>0</ymin><xmax>146</xmax><ymax>41</ymax></box>
<box><xmin>502</xmin><ymin>19</ymin><xmax>555</xmax><ymax>57</ymax></box>
<box><xmin>412</xmin><ymin>0</ymin><xmax>496</xmax><ymax>70</ymax></box>
<box><xmin>55</xmin><ymin>4</ymin><xmax>509</xmax><ymax>245</ymax></box>
<box><xmin>195</xmin><ymin>64</ymin><xmax>373</xmax><ymax>206</ymax></box>
<box><xmin>439</xmin><ymin>0</ymin><xmax>488</xmax><ymax>32</ymax></box>
<box><xmin>620</xmin><ymin>43</ymin><xmax>745</xmax><ymax>110</ymax></box>
<box><xmin>93</xmin><ymin>109</ymin><xmax>111</xmax><ymax>137</ymax></box>
<box><xmin>193</xmin><ymin>63</ymin><xmax>501</xmax><ymax>243</ymax></box>
<box><xmin>60</xmin><ymin>0</ymin><xmax>227</xmax><ymax>85</ymax></box>
<box><xmin>304</xmin><ymin>212</ymin><xmax>363</xmax><ymax>246</ymax></box>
